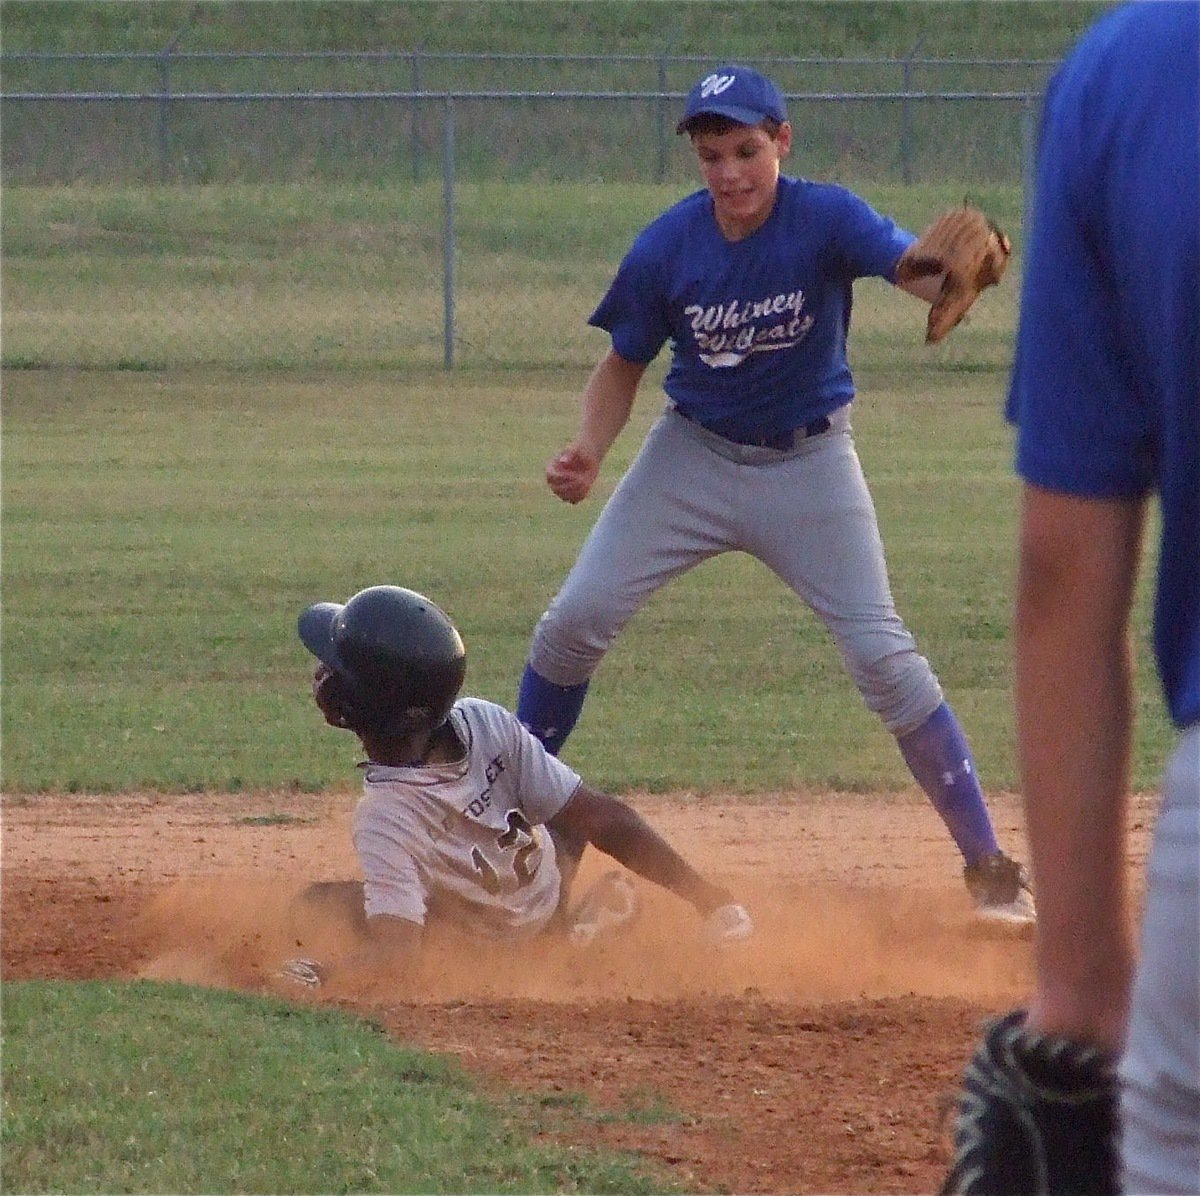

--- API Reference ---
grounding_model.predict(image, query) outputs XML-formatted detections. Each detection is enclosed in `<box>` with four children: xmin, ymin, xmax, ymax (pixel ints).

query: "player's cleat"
<box><xmin>964</xmin><ymin>852</ymin><xmax>1037</xmax><ymax>927</ymax></box>
<box><xmin>704</xmin><ymin>902</ymin><xmax>755</xmax><ymax>946</ymax></box>
<box><xmin>567</xmin><ymin>870</ymin><xmax>641</xmax><ymax>946</ymax></box>
<box><xmin>276</xmin><ymin>957</ymin><xmax>326</xmax><ymax>988</ymax></box>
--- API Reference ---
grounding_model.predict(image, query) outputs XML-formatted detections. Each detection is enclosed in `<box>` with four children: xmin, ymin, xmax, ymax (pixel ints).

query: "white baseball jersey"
<box><xmin>352</xmin><ymin>697</ymin><xmax>583</xmax><ymax>938</ymax></box>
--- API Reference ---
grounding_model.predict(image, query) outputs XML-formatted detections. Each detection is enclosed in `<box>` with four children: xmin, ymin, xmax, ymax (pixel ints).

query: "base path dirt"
<box><xmin>1</xmin><ymin>788</ymin><xmax>1157</xmax><ymax>1194</ymax></box>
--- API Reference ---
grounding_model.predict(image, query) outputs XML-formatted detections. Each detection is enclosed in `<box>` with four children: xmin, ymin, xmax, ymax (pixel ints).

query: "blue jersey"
<box><xmin>589</xmin><ymin>176</ymin><xmax>913</xmax><ymax>442</ymax></box>
<box><xmin>1007</xmin><ymin>0</ymin><xmax>1200</xmax><ymax>728</ymax></box>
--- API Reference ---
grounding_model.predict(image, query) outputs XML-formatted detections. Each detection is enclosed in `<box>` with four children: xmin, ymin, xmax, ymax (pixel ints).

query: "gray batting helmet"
<box><xmin>298</xmin><ymin>585</ymin><xmax>466</xmax><ymax>735</ymax></box>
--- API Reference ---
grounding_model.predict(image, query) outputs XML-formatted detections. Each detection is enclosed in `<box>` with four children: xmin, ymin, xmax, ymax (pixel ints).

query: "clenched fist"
<box><xmin>546</xmin><ymin>443</ymin><xmax>601</xmax><ymax>504</ymax></box>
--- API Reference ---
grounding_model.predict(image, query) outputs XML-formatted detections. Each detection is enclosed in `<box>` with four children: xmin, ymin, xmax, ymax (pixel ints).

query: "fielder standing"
<box><xmin>941</xmin><ymin>3</ymin><xmax>1199</xmax><ymax>1192</ymax></box>
<box><xmin>516</xmin><ymin>64</ymin><xmax>1033</xmax><ymax>924</ymax></box>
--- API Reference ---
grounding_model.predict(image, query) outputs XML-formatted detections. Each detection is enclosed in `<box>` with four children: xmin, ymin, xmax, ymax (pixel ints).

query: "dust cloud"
<box><xmin>134</xmin><ymin>861</ymin><xmax>1032</xmax><ymax>1009</ymax></box>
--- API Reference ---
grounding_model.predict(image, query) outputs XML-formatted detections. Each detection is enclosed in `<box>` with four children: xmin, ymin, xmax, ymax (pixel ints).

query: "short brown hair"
<box><xmin>681</xmin><ymin>113</ymin><xmax>782</xmax><ymax>139</ymax></box>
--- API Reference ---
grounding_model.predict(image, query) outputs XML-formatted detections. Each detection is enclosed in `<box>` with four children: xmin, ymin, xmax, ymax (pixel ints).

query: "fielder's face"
<box><xmin>691</xmin><ymin>121</ymin><xmax>792</xmax><ymax>241</ymax></box>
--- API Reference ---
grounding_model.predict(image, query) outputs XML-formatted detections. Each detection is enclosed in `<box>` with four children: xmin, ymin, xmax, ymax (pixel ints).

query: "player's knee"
<box><xmin>529</xmin><ymin>596</ymin><xmax>623</xmax><ymax>684</ymax></box>
<box><xmin>851</xmin><ymin>650</ymin><xmax>943</xmax><ymax>735</ymax></box>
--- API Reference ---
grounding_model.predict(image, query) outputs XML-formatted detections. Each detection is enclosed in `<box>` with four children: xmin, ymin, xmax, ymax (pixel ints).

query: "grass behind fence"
<box><xmin>2</xmin><ymin>92</ymin><xmax>1040</xmax><ymax>187</ymax></box>
<box><xmin>0</xmin><ymin>2</ymin><xmax>1108</xmax><ymax>185</ymax></box>
<box><xmin>1</xmin><ymin>2</ymin><xmax>1108</xmax><ymax>62</ymax></box>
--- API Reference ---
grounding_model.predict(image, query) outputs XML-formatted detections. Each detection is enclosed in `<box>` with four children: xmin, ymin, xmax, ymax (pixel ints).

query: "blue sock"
<box><xmin>516</xmin><ymin>664</ymin><xmax>590</xmax><ymax>756</ymax></box>
<box><xmin>896</xmin><ymin>702</ymin><xmax>1000</xmax><ymax>866</ymax></box>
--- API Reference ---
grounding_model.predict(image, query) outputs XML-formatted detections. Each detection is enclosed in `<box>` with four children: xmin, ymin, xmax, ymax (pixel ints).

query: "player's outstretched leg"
<box><xmin>517</xmin><ymin>663</ymin><xmax>589</xmax><ymax>756</ymax></box>
<box><xmin>897</xmin><ymin>701</ymin><xmax>1036</xmax><ymax>926</ymax></box>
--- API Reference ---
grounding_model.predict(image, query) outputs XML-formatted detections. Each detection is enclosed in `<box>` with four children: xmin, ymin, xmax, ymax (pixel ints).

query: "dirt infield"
<box><xmin>1</xmin><ymin>788</ymin><xmax>1156</xmax><ymax>1194</ymax></box>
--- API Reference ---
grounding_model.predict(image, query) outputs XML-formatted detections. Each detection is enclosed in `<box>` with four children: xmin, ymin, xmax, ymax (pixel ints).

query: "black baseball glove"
<box><xmin>940</xmin><ymin>1008</ymin><xmax>1120</xmax><ymax>1196</ymax></box>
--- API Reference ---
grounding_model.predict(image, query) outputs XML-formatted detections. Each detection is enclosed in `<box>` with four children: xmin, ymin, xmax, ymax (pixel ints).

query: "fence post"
<box><xmin>442</xmin><ymin>95</ymin><xmax>456</xmax><ymax>369</ymax></box>
<box><xmin>156</xmin><ymin>24</ymin><xmax>190</xmax><ymax>183</ymax></box>
<box><xmin>899</xmin><ymin>36</ymin><xmax>923</xmax><ymax>185</ymax></box>
<box><xmin>1021</xmin><ymin>90</ymin><xmax>1038</xmax><ymax>237</ymax></box>
<box><xmin>411</xmin><ymin>44</ymin><xmax>424</xmax><ymax>184</ymax></box>
<box><xmin>655</xmin><ymin>44</ymin><xmax>670</xmax><ymax>183</ymax></box>
<box><xmin>156</xmin><ymin>45</ymin><xmax>173</xmax><ymax>181</ymax></box>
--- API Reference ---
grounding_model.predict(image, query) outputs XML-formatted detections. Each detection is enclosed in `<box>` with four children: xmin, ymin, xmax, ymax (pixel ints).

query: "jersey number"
<box><xmin>470</xmin><ymin>810</ymin><xmax>541</xmax><ymax>894</ymax></box>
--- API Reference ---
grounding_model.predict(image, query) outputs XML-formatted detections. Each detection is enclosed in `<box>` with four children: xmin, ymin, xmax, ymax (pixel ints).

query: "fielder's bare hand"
<box><xmin>546</xmin><ymin>349</ymin><xmax>644</xmax><ymax>504</ymax></box>
<box><xmin>546</xmin><ymin>442</ymin><xmax>601</xmax><ymax>504</ymax></box>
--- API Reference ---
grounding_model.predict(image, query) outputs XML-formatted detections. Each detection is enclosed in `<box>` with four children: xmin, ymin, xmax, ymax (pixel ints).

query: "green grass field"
<box><xmin>1</xmin><ymin>980</ymin><xmax>677</xmax><ymax>1194</ymax></box>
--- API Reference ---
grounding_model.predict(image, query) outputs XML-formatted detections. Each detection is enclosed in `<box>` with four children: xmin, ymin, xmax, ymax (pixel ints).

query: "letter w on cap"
<box><xmin>699</xmin><ymin>73</ymin><xmax>736</xmax><ymax>98</ymax></box>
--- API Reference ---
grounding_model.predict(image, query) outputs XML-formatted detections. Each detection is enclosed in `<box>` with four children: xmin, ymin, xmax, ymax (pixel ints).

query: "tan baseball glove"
<box><xmin>896</xmin><ymin>205</ymin><xmax>1012</xmax><ymax>343</ymax></box>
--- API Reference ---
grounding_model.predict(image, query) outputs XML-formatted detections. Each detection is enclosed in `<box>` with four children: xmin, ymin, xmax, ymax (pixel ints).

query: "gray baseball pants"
<box><xmin>1120</xmin><ymin>723</ymin><xmax>1200</xmax><ymax>1195</ymax></box>
<box><xmin>529</xmin><ymin>405</ymin><xmax>944</xmax><ymax>736</ymax></box>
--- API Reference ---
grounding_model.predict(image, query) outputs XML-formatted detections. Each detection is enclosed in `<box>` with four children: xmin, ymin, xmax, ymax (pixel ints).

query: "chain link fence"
<box><xmin>3</xmin><ymin>49</ymin><xmax>1055</xmax><ymax>368</ymax></box>
<box><xmin>2</xmin><ymin>49</ymin><xmax>1052</xmax><ymax>186</ymax></box>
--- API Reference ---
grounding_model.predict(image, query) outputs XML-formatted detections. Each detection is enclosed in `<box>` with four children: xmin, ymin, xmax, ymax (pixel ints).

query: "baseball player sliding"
<box><xmin>516</xmin><ymin>64</ymin><xmax>1034</xmax><ymax>925</ymax></box>
<box><xmin>280</xmin><ymin>585</ymin><xmax>753</xmax><ymax>990</ymax></box>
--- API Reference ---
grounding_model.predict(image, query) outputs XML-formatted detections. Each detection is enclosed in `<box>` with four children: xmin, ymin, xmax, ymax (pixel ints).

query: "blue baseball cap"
<box><xmin>676</xmin><ymin>65</ymin><xmax>788</xmax><ymax>134</ymax></box>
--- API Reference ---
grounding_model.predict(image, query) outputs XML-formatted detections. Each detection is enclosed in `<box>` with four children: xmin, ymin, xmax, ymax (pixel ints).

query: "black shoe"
<box><xmin>964</xmin><ymin>852</ymin><xmax>1037</xmax><ymax>926</ymax></box>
